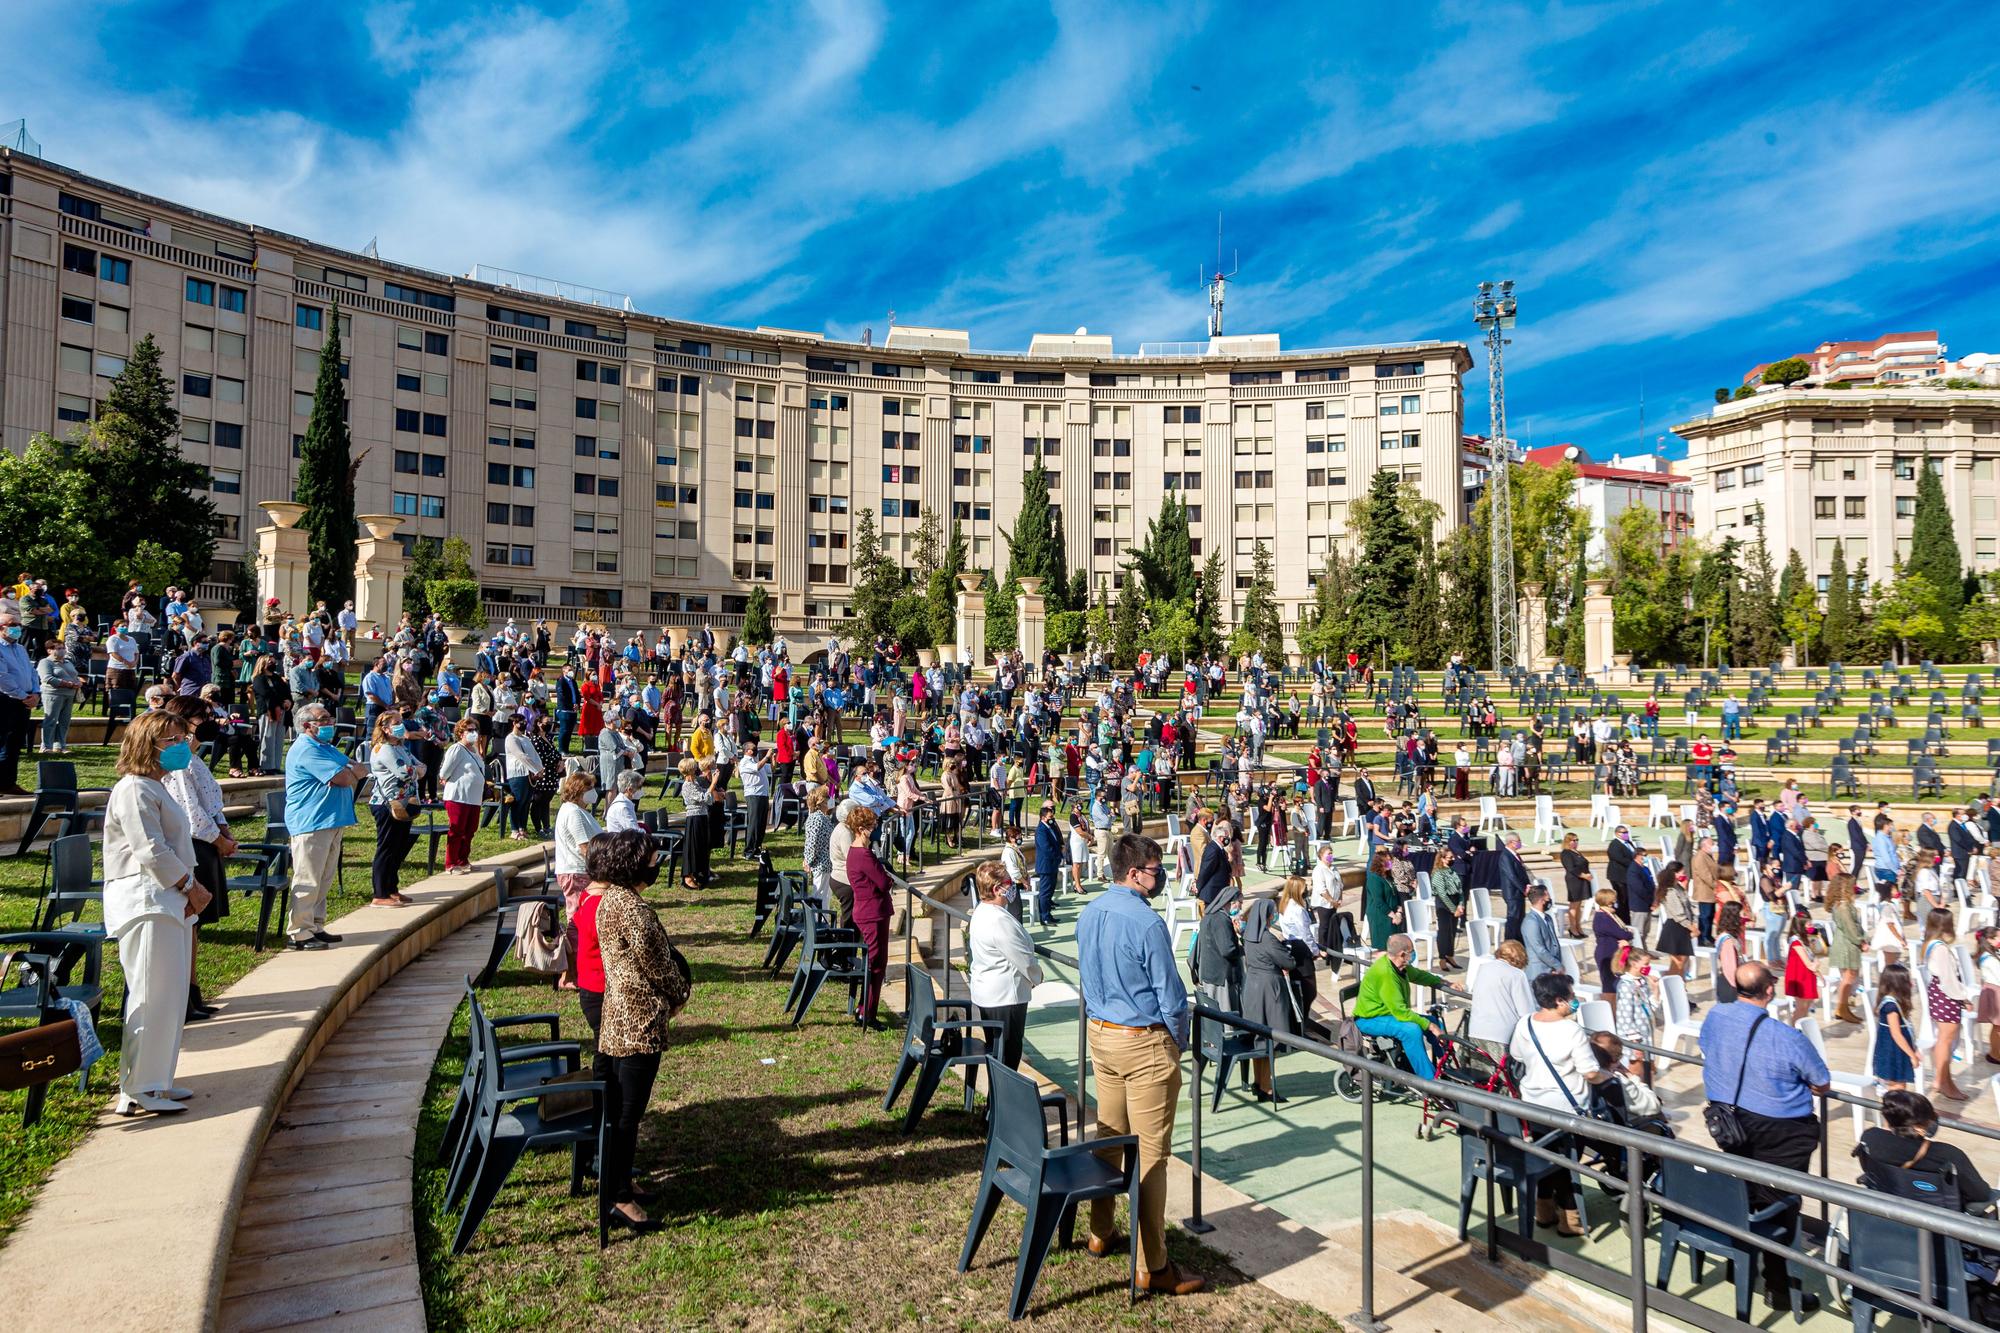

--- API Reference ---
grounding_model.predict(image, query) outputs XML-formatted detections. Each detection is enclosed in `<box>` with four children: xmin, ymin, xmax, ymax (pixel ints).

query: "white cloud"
<box><xmin>1465</xmin><ymin>201</ymin><xmax>1522</xmax><ymax>241</ymax></box>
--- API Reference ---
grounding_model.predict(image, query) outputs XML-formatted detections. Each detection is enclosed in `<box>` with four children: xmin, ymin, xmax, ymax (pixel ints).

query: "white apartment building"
<box><xmin>1673</xmin><ymin>388</ymin><xmax>2000</xmax><ymax>591</ymax></box>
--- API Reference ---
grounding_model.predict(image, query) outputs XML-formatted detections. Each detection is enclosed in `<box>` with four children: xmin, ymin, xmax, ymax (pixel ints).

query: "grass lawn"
<box><xmin>413</xmin><ymin>828</ymin><xmax>1340</xmax><ymax>1331</ymax></box>
<box><xmin>0</xmin><ymin>804</ymin><xmax>531</xmax><ymax>1242</ymax></box>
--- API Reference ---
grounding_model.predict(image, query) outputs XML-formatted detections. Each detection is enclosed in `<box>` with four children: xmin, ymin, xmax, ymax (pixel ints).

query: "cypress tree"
<box><xmin>1735</xmin><ymin>530</ymin><xmax>1783</xmax><ymax>666</ymax></box>
<box><xmin>743</xmin><ymin>585</ymin><xmax>773</xmax><ymax>645</ymax></box>
<box><xmin>1821</xmin><ymin>540</ymin><xmax>1853</xmax><ymax>663</ymax></box>
<box><xmin>1236</xmin><ymin>539</ymin><xmax>1285</xmax><ymax>661</ymax></box>
<box><xmin>927</xmin><ymin>519</ymin><xmax>967</xmax><ymax>647</ymax></box>
<box><xmin>296</xmin><ymin>304</ymin><xmax>357</xmax><ymax>609</ymax></box>
<box><xmin>1111</xmin><ymin>568</ymin><xmax>1146</xmax><ymax>668</ymax></box>
<box><xmin>1348</xmin><ymin>469</ymin><xmax>1420</xmax><ymax>661</ymax></box>
<box><xmin>1907</xmin><ymin>451</ymin><xmax>1965</xmax><ymax>633</ymax></box>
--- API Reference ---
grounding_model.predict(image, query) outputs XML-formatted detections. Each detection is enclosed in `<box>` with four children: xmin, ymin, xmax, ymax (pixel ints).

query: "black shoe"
<box><xmin>289</xmin><ymin>937</ymin><xmax>329</xmax><ymax>951</ymax></box>
<box><xmin>312</xmin><ymin>930</ymin><xmax>343</xmax><ymax>944</ymax></box>
<box><xmin>1766</xmin><ymin>1288</ymin><xmax>1819</xmax><ymax>1315</ymax></box>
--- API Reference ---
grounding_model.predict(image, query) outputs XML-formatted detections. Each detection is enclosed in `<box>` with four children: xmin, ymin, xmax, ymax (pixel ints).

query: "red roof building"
<box><xmin>1743</xmin><ymin>331</ymin><xmax>1945</xmax><ymax>386</ymax></box>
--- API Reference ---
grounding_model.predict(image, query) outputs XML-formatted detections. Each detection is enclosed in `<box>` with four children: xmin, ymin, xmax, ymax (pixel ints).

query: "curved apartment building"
<box><xmin>0</xmin><ymin>148</ymin><xmax>1471</xmax><ymax>638</ymax></box>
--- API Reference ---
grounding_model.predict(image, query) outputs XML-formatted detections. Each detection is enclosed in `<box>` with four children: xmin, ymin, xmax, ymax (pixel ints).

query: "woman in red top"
<box><xmin>568</xmin><ymin>877</ymin><xmax>607</xmax><ymax>1032</ymax></box>
<box><xmin>579</xmin><ymin>676</ymin><xmax>605</xmax><ymax>747</ymax></box>
<box><xmin>844</xmin><ymin>806</ymin><xmax>895</xmax><ymax>1028</ymax></box>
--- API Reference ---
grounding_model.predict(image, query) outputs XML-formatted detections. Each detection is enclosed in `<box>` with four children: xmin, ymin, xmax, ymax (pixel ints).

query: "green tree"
<box><xmin>850</xmin><ymin>507</ymin><xmax>900</xmax><ymax>640</ymax></box>
<box><xmin>1298</xmin><ymin>546</ymin><xmax>1353</xmax><ymax>662</ymax></box>
<box><xmin>95</xmin><ymin>333</ymin><xmax>217</xmax><ymax>591</ymax></box>
<box><xmin>229</xmin><ymin>556</ymin><xmax>258</xmax><ymax>627</ymax></box>
<box><xmin>402</xmin><ymin>537</ymin><xmax>441</xmax><ymax>622</ymax></box>
<box><xmin>1111</xmin><ymin>570</ymin><xmax>1147</xmax><ymax>668</ymax></box>
<box><xmin>1129</xmin><ymin>495</ymin><xmax>1196</xmax><ymax>608</ymax></box>
<box><xmin>1085</xmin><ymin>576</ymin><xmax>1113</xmax><ymax>651</ymax></box>
<box><xmin>1066</xmin><ymin>568</ymin><xmax>1089</xmax><ymax>618</ymax></box>
<box><xmin>1560</xmin><ymin>548</ymin><xmax>1588</xmax><ymax>668</ymax></box>
<box><xmin>1732</xmin><ymin>384</ymin><xmax>1757</xmax><ymax>401</ymax></box>
<box><xmin>1760</xmin><ymin>356</ymin><xmax>1811</xmax><ymax>386</ymax></box>
<box><xmin>1604</xmin><ymin>506</ymin><xmax>1682</xmax><ymax>664</ymax></box>
<box><xmin>1733</xmin><ymin>529</ymin><xmax>1783</xmax><ymax>666</ymax></box>
<box><xmin>1778</xmin><ymin>547</ymin><xmax>1821</xmax><ymax>667</ymax></box>
<box><xmin>296</xmin><ymin>305</ymin><xmax>357</xmax><ymax>610</ymax></box>
<box><xmin>909</xmin><ymin>507</ymin><xmax>943</xmax><ymax>583</ymax></box>
<box><xmin>426</xmin><ymin>537</ymin><xmax>482</xmax><ymax>631</ymax></box>
<box><xmin>743</xmin><ymin>584</ymin><xmax>772</xmax><ymax>646</ymax></box>
<box><xmin>1692</xmin><ymin>537</ymin><xmax>1740</xmax><ymax>667</ymax></box>
<box><xmin>1047</xmin><ymin>609</ymin><xmax>1084</xmax><ymax>652</ymax></box>
<box><xmin>1047</xmin><ymin>508</ymin><xmax>1071</xmax><ymax>614</ymax></box>
<box><xmin>1193</xmin><ymin>550</ymin><xmax>1226</xmax><ymax>657</ymax></box>
<box><xmin>1821</xmin><ymin>540</ymin><xmax>1854</xmax><ymax>663</ymax></box>
<box><xmin>1236</xmin><ymin>539</ymin><xmax>1285</xmax><ymax>662</ymax></box>
<box><xmin>1344</xmin><ymin>470</ymin><xmax>1421</xmax><ymax>662</ymax></box>
<box><xmin>927</xmin><ymin>519</ymin><xmax>967</xmax><ymax>647</ymax></box>
<box><xmin>1907</xmin><ymin>452</ymin><xmax>1965</xmax><ymax>641</ymax></box>
<box><xmin>1872</xmin><ymin>570</ymin><xmax>1948</xmax><ymax>664</ymax></box>
<box><xmin>0</xmin><ymin>436</ymin><xmax>115</xmax><ymax>610</ymax></box>
<box><xmin>1959</xmin><ymin>587</ymin><xmax>2000</xmax><ymax>660</ymax></box>
<box><xmin>1713</xmin><ymin>387</ymin><xmax>1732</xmax><ymax>404</ymax></box>
<box><xmin>1404</xmin><ymin>531</ymin><xmax>1446</xmax><ymax>669</ymax></box>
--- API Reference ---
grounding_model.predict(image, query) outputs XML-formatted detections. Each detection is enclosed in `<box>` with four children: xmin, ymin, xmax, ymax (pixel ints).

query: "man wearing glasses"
<box><xmin>1076</xmin><ymin>832</ymin><xmax>1204</xmax><ymax>1297</ymax></box>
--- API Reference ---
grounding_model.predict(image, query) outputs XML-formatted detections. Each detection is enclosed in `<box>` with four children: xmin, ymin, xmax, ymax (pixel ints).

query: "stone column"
<box><xmin>1517</xmin><ymin>581</ymin><xmax>1548</xmax><ymax>671</ymax></box>
<box><xmin>1584</xmin><ymin>579</ymin><xmax>1616</xmax><ymax>679</ymax></box>
<box><xmin>955</xmin><ymin>572</ymin><xmax>986</xmax><ymax>669</ymax></box>
<box><xmin>254</xmin><ymin>500</ymin><xmax>309</xmax><ymax>624</ymax></box>
<box><xmin>351</xmin><ymin>514</ymin><xmax>407</xmax><ymax>642</ymax></box>
<box><xmin>1015</xmin><ymin>576</ymin><xmax>1046</xmax><ymax>669</ymax></box>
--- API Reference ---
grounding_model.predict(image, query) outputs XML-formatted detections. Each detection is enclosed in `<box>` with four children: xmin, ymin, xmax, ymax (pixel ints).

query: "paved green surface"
<box><xmin>980</xmin><ymin>866</ymin><xmax>1881</xmax><ymax>1331</ymax></box>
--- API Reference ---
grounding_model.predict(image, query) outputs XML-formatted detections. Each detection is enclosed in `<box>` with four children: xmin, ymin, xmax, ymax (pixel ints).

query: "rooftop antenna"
<box><xmin>1199</xmin><ymin>213</ymin><xmax>1238</xmax><ymax>338</ymax></box>
<box><xmin>362</xmin><ymin>237</ymin><xmax>380</xmax><ymax>260</ymax></box>
<box><xmin>1473</xmin><ymin>279</ymin><xmax>1520</xmax><ymax>672</ymax></box>
<box><xmin>0</xmin><ymin>119</ymin><xmax>41</xmax><ymax>156</ymax></box>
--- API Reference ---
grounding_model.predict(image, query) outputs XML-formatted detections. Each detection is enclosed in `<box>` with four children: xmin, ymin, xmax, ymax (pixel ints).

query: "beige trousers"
<box><xmin>1087</xmin><ymin>1023</ymin><xmax>1183</xmax><ymax>1273</ymax></box>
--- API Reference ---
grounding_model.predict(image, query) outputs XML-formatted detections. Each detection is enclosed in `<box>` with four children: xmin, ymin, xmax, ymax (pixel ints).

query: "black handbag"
<box><xmin>1702</xmin><ymin>1011</ymin><xmax>1769</xmax><ymax>1151</ymax></box>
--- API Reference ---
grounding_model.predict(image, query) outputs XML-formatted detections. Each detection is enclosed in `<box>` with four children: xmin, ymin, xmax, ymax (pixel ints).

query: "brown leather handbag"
<box><xmin>0</xmin><ymin>1018</ymin><xmax>81</xmax><ymax>1092</ymax></box>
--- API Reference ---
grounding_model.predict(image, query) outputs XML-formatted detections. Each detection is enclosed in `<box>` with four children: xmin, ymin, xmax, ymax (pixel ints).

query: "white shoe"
<box><xmin>114</xmin><ymin>1092</ymin><xmax>186</xmax><ymax>1115</ymax></box>
<box><xmin>162</xmin><ymin>1087</ymin><xmax>194</xmax><ymax>1100</ymax></box>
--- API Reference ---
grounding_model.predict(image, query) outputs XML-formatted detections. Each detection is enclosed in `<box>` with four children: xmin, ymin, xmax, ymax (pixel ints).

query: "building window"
<box><xmin>1741</xmin><ymin>462</ymin><xmax>1764</xmax><ymax>485</ymax></box>
<box><xmin>424</xmin><ymin>331</ymin><xmax>449</xmax><ymax>356</ymax></box>
<box><xmin>1845</xmin><ymin>497</ymin><xmax>1865</xmax><ymax>519</ymax></box>
<box><xmin>100</xmin><ymin>255</ymin><xmax>131</xmax><ymax>284</ymax></box>
<box><xmin>1813</xmin><ymin>497</ymin><xmax>1834</xmax><ymax>519</ymax></box>
<box><xmin>393</xmin><ymin>492</ymin><xmax>419</xmax><ymax>516</ymax></box>
<box><xmin>1377</xmin><ymin>361</ymin><xmax>1424</xmax><ymax>378</ymax></box>
<box><xmin>295</xmin><ymin>304</ymin><xmax>323</xmax><ymax>331</ymax></box>
<box><xmin>396</xmin><ymin>408</ymin><xmax>421</xmax><ymax>433</ymax></box>
<box><xmin>182</xmin><ymin>374</ymin><xmax>212</xmax><ymax>398</ymax></box>
<box><xmin>396</xmin><ymin>450</ymin><xmax>422</xmax><ymax>474</ymax></box>
<box><xmin>186</xmin><ymin>278</ymin><xmax>216</xmax><ymax>306</ymax></box>
<box><xmin>422</xmin><ymin>413</ymin><xmax>447</xmax><ymax>437</ymax></box>
<box><xmin>1895</xmin><ymin>497</ymin><xmax>1916</xmax><ymax>519</ymax></box>
<box><xmin>1894</xmin><ymin>456</ymin><xmax>1916</xmax><ymax>480</ymax></box>
<box><xmin>219</xmin><ymin>287</ymin><xmax>247</xmax><ymax>313</ymax></box>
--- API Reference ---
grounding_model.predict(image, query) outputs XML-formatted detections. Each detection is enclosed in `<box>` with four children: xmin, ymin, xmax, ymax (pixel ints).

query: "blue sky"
<box><xmin>7</xmin><ymin>0</ymin><xmax>2000</xmax><ymax>456</ymax></box>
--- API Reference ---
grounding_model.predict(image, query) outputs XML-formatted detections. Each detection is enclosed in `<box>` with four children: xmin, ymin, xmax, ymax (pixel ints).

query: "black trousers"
<box><xmin>1503</xmin><ymin>888</ymin><xmax>1526</xmax><ymax>944</ymax></box>
<box><xmin>594</xmin><ymin>1048</ymin><xmax>661</xmax><ymax>1207</ymax></box>
<box><xmin>0</xmin><ymin>694</ymin><xmax>28</xmax><ymax>788</ymax></box>
<box><xmin>744</xmin><ymin>794</ymin><xmax>769</xmax><ymax>856</ymax></box>
<box><xmin>1725</xmin><ymin>1106</ymin><xmax>1819</xmax><ymax>1292</ymax></box>
<box><xmin>979</xmin><ymin>1001</ymin><xmax>1027</xmax><ymax>1071</ymax></box>
<box><xmin>370</xmin><ymin>803</ymin><xmax>416</xmax><ymax>899</ymax></box>
<box><xmin>683</xmin><ymin>812</ymin><xmax>711</xmax><ymax>882</ymax></box>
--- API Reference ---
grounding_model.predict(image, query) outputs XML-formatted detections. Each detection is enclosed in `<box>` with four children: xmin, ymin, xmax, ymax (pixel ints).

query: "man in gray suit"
<box><xmin>1522</xmin><ymin>883</ymin><xmax>1564</xmax><ymax>982</ymax></box>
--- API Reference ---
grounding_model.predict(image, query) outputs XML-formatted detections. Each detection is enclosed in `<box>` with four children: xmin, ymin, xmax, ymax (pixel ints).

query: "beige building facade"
<box><xmin>0</xmin><ymin>149</ymin><xmax>1470</xmax><ymax>641</ymax></box>
<box><xmin>1673</xmin><ymin>388</ymin><xmax>2000</xmax><ymax>591</ymax></box>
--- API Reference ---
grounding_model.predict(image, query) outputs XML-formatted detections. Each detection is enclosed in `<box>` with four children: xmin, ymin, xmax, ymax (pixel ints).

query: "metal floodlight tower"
<box><xmin>1474</xmin><ymin>280</ymin><xmax>1519</xmax><ymax>671</ymax></box>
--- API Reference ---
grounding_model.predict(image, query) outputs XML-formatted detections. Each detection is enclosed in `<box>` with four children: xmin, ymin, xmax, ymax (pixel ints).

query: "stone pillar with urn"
<box><xmin>1015</xmin><ymin>576</ymin><xmax>1046</xmax><ymax>670</ymax></box>
<box><xmin>954</xmin><ymin>572</ymin><xmax>986</xmax><ymax>670</ymax></box>
<box><xmin>254</xmin><ymin>501</ymin><xmax>310</xmax><ymax>626</ymax></box>
<box><xmin>1584</xmin><ymin>579</ymin><xmax>1616</xmax><ymax>679</ymax></box>
<box><xmin>1517</xmin><ymin>581</ymin><xmax>1550</xmax><ymax>671</ymax></box>
<box><xmin>351</xmin><ymin>514</ymin><xmax>407</xmax><ymax>642</ymax></box>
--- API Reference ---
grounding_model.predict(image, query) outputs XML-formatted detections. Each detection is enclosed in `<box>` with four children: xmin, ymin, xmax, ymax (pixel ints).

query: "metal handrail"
<box><xmin>898</xmin><ymin>870</ymin><xmax>1999</xmax><ymax>1331</ymax></box>
<box><xmin>1190</xmin><ymin>1000</ymin><xmax>2000</xmax><ymax>1333</ymax></box>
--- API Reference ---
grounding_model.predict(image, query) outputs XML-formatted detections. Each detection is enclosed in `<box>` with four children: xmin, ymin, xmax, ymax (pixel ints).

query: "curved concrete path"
<box><xmin>218</xmin><ymin>924</ymin><xmax>491</xmax><ymax>1332</ymax></box>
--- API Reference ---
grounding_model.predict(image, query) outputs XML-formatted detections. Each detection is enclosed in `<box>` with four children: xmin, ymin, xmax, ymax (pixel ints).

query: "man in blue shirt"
<box><xmin>284</xmin><ymin>701</ymin><xmax>366</xmax><ymax>950</ymax></box>
<box><xmin>0</xmin><ymin>611</ymin><xmax>37</xmax><ymax>795</ymax></box>
<box><xmin>1076</xmin><ymin>832</ymin><xmax>1202</xmax><ymax>1297</ymax></box>
<box><xmin>360</xmin><ymin>656</ymin><xmax>396</xmax><ymax>733</ymax></box>
<box><xmin>1697</xmin><ymin>961</ymin><xmax>1829</xmax><ymax>1314</ymax></box>
<box><xmin>1868</xmin><ymin>814</ymin><xmax>1901</xmax><ymax>891</ymax></box>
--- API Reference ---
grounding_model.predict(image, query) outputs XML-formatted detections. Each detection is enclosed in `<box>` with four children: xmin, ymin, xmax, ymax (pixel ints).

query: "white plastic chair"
<box><xmin>1404</xmin><ymin>896</ymin><xmax>1437</xmax><ymax>970</ymax></box>
<box><xmin>1414</xmin><ymin>870</ymin><xmax>1433</xmax><ymax>901</ymax></box>
<box><xmin>1588</xmin><ymin>793</ymin><xmax>1611</xmax><ymax>830</ymax></box>
<box><xmin>1647</xmin><ymin>793</ymin><xmax>1672</xmax><ymax>828</ymax></box>
<box><xmin>1165</xmin><ymin>872</ymin><xmax>1202</xmax><ymax>957</ymax></box>
<box><xmin>1659</xmin><ymin>974</ymin><xmax>1700</xmax><ymax>1053</ymax></box>
<box><xmin>1338</xmin><ymin>799</ymin><xmax>1361</xmax><ymax>840</ymax></box>
<box><xmin>1477</xmin><ymin>796</ymin><xmax>1508</xmax><ymax>833</ymax></box>
<box><xmin>1799</xmin><ymin>1015</ymin><xmax>1873</xmax><ymax>1140</ymax></box>
<box><xmin>1463</xmin><ymin>917</ymin><xmax>1495</xmax><ymax>990</ymax></box>
<box><xmin>1531</xmin><ymin>794</ymin><xmax>1564</xmax><ymax>845</ymax></box>
<box><xmin>1468</xmin><ymin>886</ymin><xmax>1494</xmax><ymax>921</ymax></box>
<box><xmin>1578</xmin><ymin>999</ymin><xmax>1614</xmax><ymax>1034</ymax></box>
<box><xmin>1603</xmin><ymin>803</ymin><xmax>1624</xmax><ymax>833</ymax></box>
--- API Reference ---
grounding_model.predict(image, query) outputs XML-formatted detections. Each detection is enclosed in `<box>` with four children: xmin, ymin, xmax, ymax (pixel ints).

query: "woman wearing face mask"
<box><xmin>367</xmin><ymin>709</ymin><xmax>424</xmax><ymax>905</ymax></box>
<box><xmin>160</xmin><ymin>697</ymin><xmax>234</xmax><ymax>1021</ymax></box>
<box><xmin>437</xmin><ymin>717</ymin><xmax>487</xmax><ymax>873</ymax></box>
<box><xmin>103</xmin><ymin>710</ymin><xmax>210</xmax><ymax>1114</ymax></box>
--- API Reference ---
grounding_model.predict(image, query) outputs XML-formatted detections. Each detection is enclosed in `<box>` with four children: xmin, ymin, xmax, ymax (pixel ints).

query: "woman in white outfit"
<box><xmin>604</xmin><ymin>769</ymin><xmax>644</xmax><ymax>834</ymax></box>
<box><xmin>967</xmin><ymin>858</ymin><xmax>1043</xmax><ymax>1072</ymax></box>
<box><xmin>553</xmin><ymin>769</ymin><xmax>604</xmax><ymax>913</ymax></box>
<box><xmin>102</xmin><ymin>711</ymin><xmax>209</xmax><ymax>1116</ymax></box>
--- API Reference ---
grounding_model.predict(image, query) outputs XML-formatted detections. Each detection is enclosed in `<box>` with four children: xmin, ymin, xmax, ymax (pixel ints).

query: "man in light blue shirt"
<box><xmin>1868</xmin><ymin>814</ymin><xmax>1901</xmax><ymax>890</ymax></box>
<box><xmin>1075</xmin><ymin>832</ymin><xmax>1202</xmax><ymax>1296</ymax></box>
<box><xmin>0</xmin><ymin>612</ymin><xmax>37</xmax><ymax>794</ymax></box>
<box><xmin>284</xmin><ymin>701</ymin><xmax>366</xmax><ymax>949</ymax></box>
<box><xmin>1697</xmin><ymin>960</ymin><xmax>1829</xmax><ymax>1314</ymax></box>
<box><xmin>360</xmin><ymin>656</ymin><xmax>396</xmax><ymax>732</ymax></box>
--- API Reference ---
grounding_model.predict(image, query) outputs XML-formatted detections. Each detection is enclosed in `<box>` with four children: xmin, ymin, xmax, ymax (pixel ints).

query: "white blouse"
<box><xmin>555</xmin><ymin>801</ymin><xmax>603</xmax><ymax>876</ymax></box>
<box><xmin>968</xmin><ymin>901</ymin><xmax>1045</xmax><ymax>1008</ymax></box>
<box><xmin>439</xmin><ymin>741</ymin><xmax>488</xmax><ymax>805</ymax></box>
<box><xmin>161</xmin><ymin>755</ymin><xmax>227</xmax><ymax>843</ymax></box>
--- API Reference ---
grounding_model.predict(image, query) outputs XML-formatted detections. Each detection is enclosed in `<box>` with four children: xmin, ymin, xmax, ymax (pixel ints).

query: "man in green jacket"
<box><xmin>1352</xmin><ymin>933</ymin><xmax>1442</xmax><ymax>1078</ymax></box>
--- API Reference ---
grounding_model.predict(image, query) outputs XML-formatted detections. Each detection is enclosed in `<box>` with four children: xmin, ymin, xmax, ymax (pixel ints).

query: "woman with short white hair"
<box><xmin>605</xmin><ymin>769</ymin><xmax>645</xmax><ymax>834</ymax></box>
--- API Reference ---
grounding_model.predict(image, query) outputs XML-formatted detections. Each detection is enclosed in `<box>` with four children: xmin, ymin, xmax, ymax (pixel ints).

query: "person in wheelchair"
<box><xmin>1855</xmin><ymin>1089</ymin><xmax>2000</xmax><ymax>1296</ymax></box>
<box><xmin>1352</xmin><ymin>933</ymin><xmax>1445</xmax><ymax>1079</ymax></box>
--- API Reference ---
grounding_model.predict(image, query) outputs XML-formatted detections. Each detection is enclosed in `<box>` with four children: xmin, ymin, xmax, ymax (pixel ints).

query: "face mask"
<box><xmin>316</xmin><ymin>724</ymin><xmax>338</xmax><ymax>743</ymax></box>
<box><xmin>4</xmin><ymin>627</ymin><xmax>19</xmax><ymax>642</ymax></box>
<box><xmin>159</xmin><ymin>740</ymin><xmax>193</xmax><ymax>772</ymax></box>
<box><xmin>390</xmin><ymin>724</ymin><xmax>408</xmax><ymax>740</ymax></box>
<box><xmin>1567</xmin><ymin>998</ymin><xmax>1581</xmax><ymax>1014</ymax></box>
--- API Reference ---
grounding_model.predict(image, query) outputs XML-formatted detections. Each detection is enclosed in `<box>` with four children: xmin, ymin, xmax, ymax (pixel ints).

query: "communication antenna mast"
<box><xmin>1199</xmin><ymin>214</ymin><xmax>1238</xmax><ymax>338</ymax></box>
<box><xmin>1473</xmin><ymin>280</ymin><xmax>1519</xmax><ymax>671</ymax></box>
